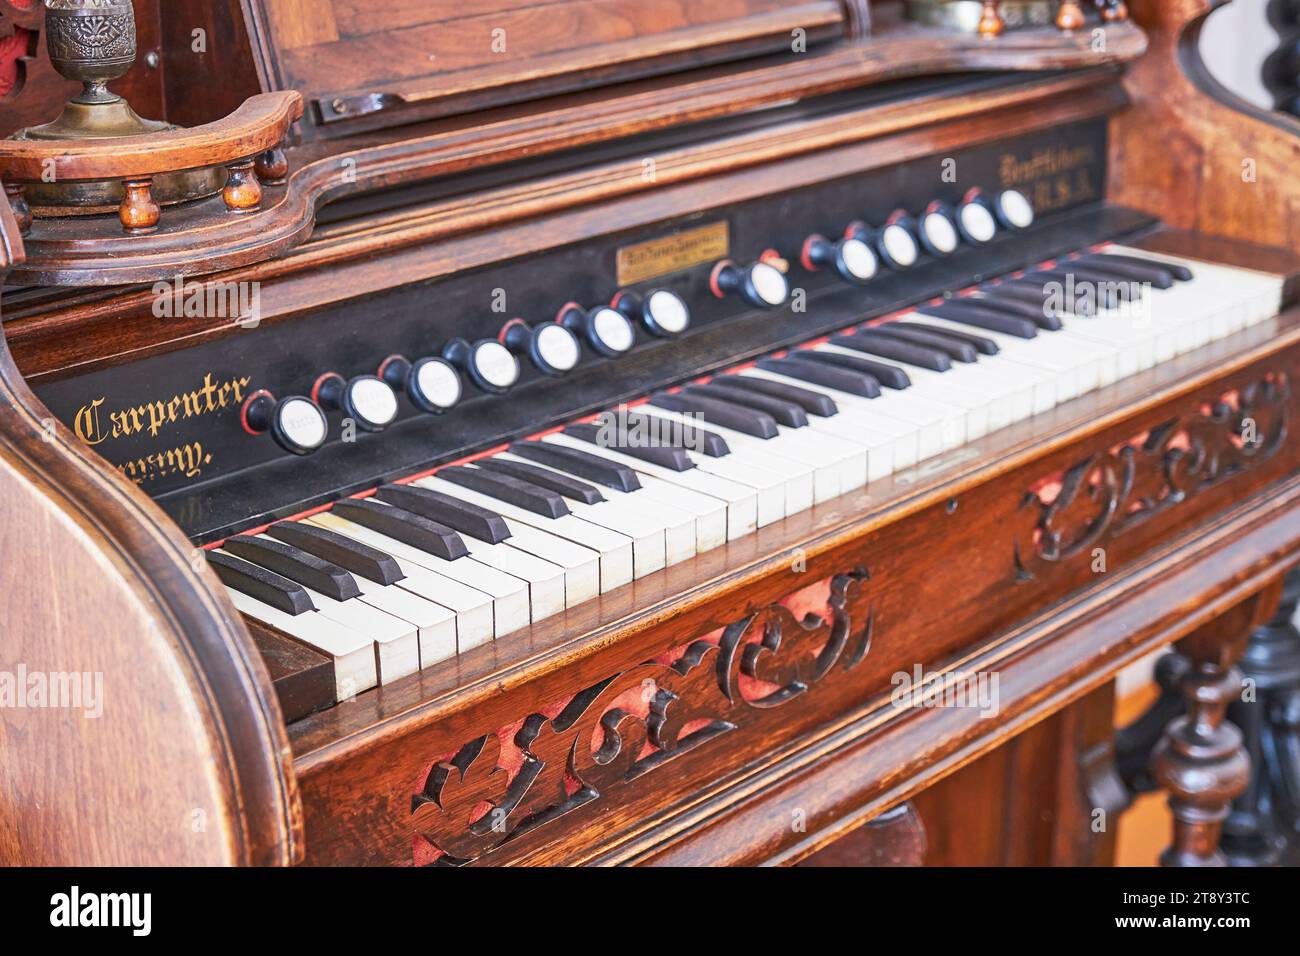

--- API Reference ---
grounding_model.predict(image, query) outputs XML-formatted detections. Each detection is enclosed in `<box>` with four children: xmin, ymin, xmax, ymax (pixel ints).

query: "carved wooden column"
<box><xmin>1152</xmin><ymin>580</ymin><xmax>1283</xmax><ymax>866</ymax></box>
<box><xmin>1263</xmin><ymin>0</ymin><xmax>1300</xmax><ymax>116</ymax></box>
<box><xmin>1222</xmin><ymin>566</ymin><xmax>1300</xmax><ymax>865</ymax></box>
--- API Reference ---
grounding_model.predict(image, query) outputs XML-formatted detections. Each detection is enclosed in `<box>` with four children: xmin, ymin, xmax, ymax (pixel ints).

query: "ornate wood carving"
<box><xmin>410</xmin><ymin>569</ymin><xmax>872</xmax><ymax>865</ymax></box>
<box><xmin>1015</xmin><ymin>375</ymin><xmax>1290</xmax><ymax>579</ymax></box>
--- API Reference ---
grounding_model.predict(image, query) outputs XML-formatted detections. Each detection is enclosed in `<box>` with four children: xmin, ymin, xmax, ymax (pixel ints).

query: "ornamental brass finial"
<box><xmin>44</xmin><ymin>0</ymin><xmax>138</xmax><ymax>106</ymax></box>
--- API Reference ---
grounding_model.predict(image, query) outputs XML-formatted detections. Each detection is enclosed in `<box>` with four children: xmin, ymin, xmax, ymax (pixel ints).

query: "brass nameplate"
<box><xmin>616</xmin><ymin>222</ymin><xmax>729</xmax><ymax>286</ymax></box>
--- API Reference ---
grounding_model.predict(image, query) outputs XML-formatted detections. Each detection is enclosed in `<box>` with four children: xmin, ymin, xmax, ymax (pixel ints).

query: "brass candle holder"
<box><xmin>7</xmin><ymin>0</ymin><xmax>223</xmax><ymax>217</ymax></box>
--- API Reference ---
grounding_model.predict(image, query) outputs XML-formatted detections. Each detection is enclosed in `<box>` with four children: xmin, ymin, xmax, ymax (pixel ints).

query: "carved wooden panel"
<box><xmin>1015</xmin><ymin>374</ymin><xmax>1290</xmax><ymax>579</ymax></box>
<box><xmin>410</xmin><ymin>570</ymin><xmax>872</xmax><ymax>864</ymax></box>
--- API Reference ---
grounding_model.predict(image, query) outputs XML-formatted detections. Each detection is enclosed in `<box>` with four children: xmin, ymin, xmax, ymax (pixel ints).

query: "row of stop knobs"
<box><xmin>242</xmin><ymin>187</ymin><xmax>1034</xmax><ymax>454</ymax></box>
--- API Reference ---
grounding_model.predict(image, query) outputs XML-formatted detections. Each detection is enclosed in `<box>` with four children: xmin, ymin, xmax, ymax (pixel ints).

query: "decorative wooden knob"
<box><xmin>223</xmin><ymin>160</ymin><xmax>263</xmax><ymax>213</ymax></box>
<box><xmin>1101</xmin><ymin>0</ymin><xmax>1129</xmax><ymax>21</ymax></box>
<box><xmin>978</xmin><ymin>1</ymin><xmax>1005</xmax><ymax>37</ymax></box>
<box><xmin>119</xmin><ymin>177</ymin><xmax>160</xmax><ymax>234</ymax></box>
<box><xmin>254</xmin><ymin>146</ymin><xmax>289</xmax><ymax>185</ymax></box>
<box><xmin>1057</xmin><ymin>0</ymin><xmax>1086</xmax><ymax>29</ymax></box>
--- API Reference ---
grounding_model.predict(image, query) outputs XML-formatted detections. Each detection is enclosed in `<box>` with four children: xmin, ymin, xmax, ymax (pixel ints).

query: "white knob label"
<box><xmin>473</xmin><ymin>340</ymin><xmax>520</xmax><ymax>388</ymax></box>
<box><xmin>922</xmin><ymin>212</ymin><xmax>958</xmax><ymax>254</ymax></box>
<box><xmin>349</xmin><ymin>378</ymin><xmax>399</xmax><ymax>427</ymax></box>
<box><xmin>647</xmin><ymin>290</ymin><xmax>690</xmax><ymax>333</ymax></box>
<box><xmin>959</xmin><ymin>202</ymin><xmax>997</xmax><ymax>242</ymax></box>
<box><xmin>881</xmin><ymin>224</ymin><xmax>918</xmax><ymax>267</ymax></box>
<box><xmin>750</xmin><ymin>262</ymin><xmax>789</xmax><ymax>305</ymax></box>
<box><xmin>591</xmin><ymin>307</ymin><xmax>635</xmax><ymax>353</ymax></box>
<box><xmin>278</xmin><ymin>398</ymin><xmax>327</xmax><ymax>450</ymax></box>
<box><xmin>998</xmin><ymin>189</ymin><xmax>1035</xmax><ymax>229</ymax></box>
<box><xmin>415</xmin><ymin>360</ymin><xmax>462</xmax><ymax>409</ymax></box>
<box><xmin>536</xmin><ymin>323</ymin><xmax>581</xmax><ymax>371</ymax></box>
<box><xmin>840</xmin><ymin>237</ymin><xmax>878</xmax><ymax>280</ymax></box>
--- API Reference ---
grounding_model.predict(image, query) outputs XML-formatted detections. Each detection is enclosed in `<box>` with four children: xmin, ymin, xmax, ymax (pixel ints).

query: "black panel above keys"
<box><xmin>715</xmin><ymin>374</ymin><xmax>837</xmax><ymax>417</ymax></box>
<box><xmin>874</xmin><ymin>324</ymin><xmax>979</xmax><ymax>363</ymax></box>
<box><xmin>509</xmin><ymin>440</ymin><xmax>642</xmax><ymax>492</ymax></box>
<box><xmin>267</xmin><ymin>522</ymin><xmax>405</xmax><ymax>586</ymax></box>
<box><xmin>476</xmin><ymin>456</ymin><xmax>606</xmax><ymax>504</ymax></box>
<box><xmin>681</xmin><ymin>383</ymin><xmax>809</xmax><ymax>428</ymax></box>
<box><xmin>649</xmin><ymin>391</ymin><xmax>780</xmax><ymax>439</ymax></box>
<box><xmin>931</xmin><ymin>296</ymin><xmax>1059</xmax><ymax>333</ymax></box>
<box><xmin>1082</xmin><ymin>251</ymin><xmax>1192</xmax><ymax>281</ymax></box>
<box><xmin>917</xmin><ymin>301</ymin><xmax>1038</xmax><ymax>339</ymax></box>
<box><xmin>332</xmin><ymin>498</ymin><xmax>470</xmax><ymax>560</ymax></box>
<box><xmin>208</xmin><ymin>550</ymin><xmax>316</xmax><ymax>616</ymax></box>
<box><xmin>756</xmin><ymin>356</ymin><xmax>881</xmax><ymax>398</ymax></box>
<box><xmin>375</xmin><ymin>483</ymin><xmax>512</xmax><ymax>544</ymax></box>
<box><xmin>437</xmin><ymin>464</ymin><xmax>571</xmax><ymax>518</ymax></box>
<box><xmin>564</xmin><ymin>421</ymin><xmax>698</xmax><ymax>471</ymax></box>
<box><xmin>836</xmin><ymin>329</ymin><xmax>953</xmax><ymax>371</ymax></box>
<box><xmin>799</xmin><ymin>348</ymin><xmax>912</xmax><ymax>390</ymax></box>
<box><xmin>222</xmin><ymin>534</ymin><xmax>361</xmax><ymax>602</ymax></box>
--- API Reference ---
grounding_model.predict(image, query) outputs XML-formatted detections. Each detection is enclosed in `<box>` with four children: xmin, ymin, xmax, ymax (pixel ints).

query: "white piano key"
<box><xmin>413</xmin><ymin>474</ymin><xmax>635</xmax><ymax>590</ymax></box>
<box><xmin>305</xmin><ymin>513</ymin><xmax>497</xmax><ymax>650</ymax></box>
<box><xmin>226</xmin><ymin>587</ymin><xmax>377</xmax><ymax>698</ymax></box>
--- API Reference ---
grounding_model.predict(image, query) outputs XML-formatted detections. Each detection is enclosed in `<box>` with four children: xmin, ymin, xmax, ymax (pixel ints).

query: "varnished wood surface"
<box><xmin>0</xmin><ymin>184</ymin><xmax>301</xmax><ymax>866</ymax></box>
<box><xmin>1110</xmin><ymin>0</ymin><xmax>1300</xmax><ymax>250</ymax></box>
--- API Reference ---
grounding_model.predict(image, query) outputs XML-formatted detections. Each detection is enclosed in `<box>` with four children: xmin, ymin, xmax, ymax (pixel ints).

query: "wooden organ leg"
<box><xmin>1152</xmin><ymin>580</ymin><xmax>1284</xmax><ymax>867</ymax></box>
<box><xmin>1223</xmin><ymin>566</ymin><xmax>1300</xmax><ymax>865</ymax></box>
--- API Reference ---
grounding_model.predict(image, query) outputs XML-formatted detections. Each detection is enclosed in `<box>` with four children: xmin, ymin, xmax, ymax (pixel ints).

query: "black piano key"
<box><xmin>627</xmin><ymin>410</ymin><xmax>730</xmax><ymax>458</ymax></box>
<box><xmin>208</xmin><ymin>550</ymin><xmax>316</xmax><ymax>616</ymax></box>
<box><xmin>476</xmin><ymin>456</ymin><xmax>607</xmax><ymax>504</ymax></box>
<box><xmin>715</xmin><ymin>374</ymin><xmax>838</xmax><ymax>417</ymax></box>
<box><xmin>222</xmin><ymin>534</ymin><xmax>361</xmax><ymax>602</ymax></box>
<box><xmin>756</xmin><ymin>356</ymin><xmax>881</xmax><ymax>398</ymax></box>
<box><xmin>266</xmin><ymin>521</ymin><xmax>404</xmax><ymax>586</ymax></box>
<box><xmin>1082</xmin><ymin>251</ymin><xmax>1192</xmax><ymax>281</ymax></box>
<box><xmin>893</xmin><ymin>321</ymin><xmax>999</xmax><ymax>356</ymax></box>
<box><xmin>799</xmin><ymin>349</ymin><xmax>911</xmax><ymax>390</ymax></box>
<box><xmin>649</xmin><ymin>391</ymin><xmax>780</xmax><ymax>439</ymax></box>
<box><xmin>375</xmin><ymin>483</ymin><xmax>511</xmax><ymax>545</ymax></box>
<box><xmin>682</xmin><ymin>382</ymin><xmax>809</xmax><ymax>428</ymax></box>
<box><xmin>437</xmin><ymin>464</ymin><xmax>570</xmax><ymax>518</ymax></box>
<box><xmin>873</xmin><ymin>324</ymin><xmax>979</xmax><ymax>363</ymax></box>
<box><xmin>989</xmin><ymin>277</ymin><xmax>1098</xmax><ymax>317</ymax></box>
<box><xmin>332</xmin><ymin>498</ymin><xmax>470</xmax><ymax>560</ymax></box>
<box><xmin>945</xmin><ymin>295</ymin><xmax>1062</xmax><ymax>332</ymax></box>
<box><xmin>836</xmin><ymin>329</ymin><xmax>953</xmax><ymax>371</ymax></box>
<box><xmin>1071</xmin><ymin>253</ymin><xmax>1175</xmax><ymax>288</ymax></box>
<box><xmin>509</xmin><ymin>440</ymin><xmax>642</xmax><ymax>493</ymax></box>
<box><xmin>564</xmin><ymin>421</ymin><xmax>698</xmax><ymax>471</ymax></box>
<box><xmin>917</xmin><ymin>302</ymin><xmax>1038</xmax><ymax>339</ymax></box>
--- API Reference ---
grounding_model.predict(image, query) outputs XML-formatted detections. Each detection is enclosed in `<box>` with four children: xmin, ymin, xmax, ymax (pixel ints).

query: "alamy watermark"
<box><xmin>151</xmin><ymin>274</ymin><xmax>261</xmax><ymax>327</ymax></box>
<box><xmin>593</xmin><ymin>406</ymin><xmax>708</xmax><ymax>452</ymax></box>
<box><xmin>890</xmin><ymin>664</ymin><xmax>1000</xmax><ymax>718</ymax></box>
<box><xmin>0</xmin><ymin>664</ymin><xmax>103</xmax><ymax>719</ymax></box>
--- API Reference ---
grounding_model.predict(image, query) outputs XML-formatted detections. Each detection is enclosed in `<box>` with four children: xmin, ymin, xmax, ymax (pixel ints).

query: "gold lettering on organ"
<box><xmin>72</xmin><ymin>373</ymin><xmax>250</xmax><ymax>485</ymax></box>
<box><xmin>998</xmin><ymin>145</ymin><xmax>1097</xmax><ymax>214</ymax></box>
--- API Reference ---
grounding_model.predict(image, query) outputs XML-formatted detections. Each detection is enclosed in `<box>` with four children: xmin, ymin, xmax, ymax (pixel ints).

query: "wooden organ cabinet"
<box><xmin>0</xmin><ymin>0</ymin><xmax>1298</xmax><ymax>867</ymax></box>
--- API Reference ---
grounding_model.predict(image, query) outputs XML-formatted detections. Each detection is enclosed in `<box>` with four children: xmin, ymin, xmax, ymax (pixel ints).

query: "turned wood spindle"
<box><xmin>978</xmin><ymin>1</ymin><xmax>1005</xmax><ymax>38</ymax></box>
<box><xmin>1151</xmin><ymin>581</ymin><xmax>1282</xmax><ymax>866</ymax></box>
<box><xmin>254</xmin><ymin>146</ymin><xmax>289</xmax><ymax>186</ymax></box>
<box><xmin>4</xmin><ymin>183</ymin><xmax>32</xmax><ymax>236</ymax></box>
<box><xmin>1056</xmin><ymin>0</ymin><xmax>1086</xmax><ymax>30</ymax></box>
<box><xmin>223</xmin><ymin>160</ymin><xmax>263</xmax><ymax>213</ymax></box>
<box><xmin>119</xmin><ymin>178</ymin><xmax>161</xmax><ymax>235</ymax></box>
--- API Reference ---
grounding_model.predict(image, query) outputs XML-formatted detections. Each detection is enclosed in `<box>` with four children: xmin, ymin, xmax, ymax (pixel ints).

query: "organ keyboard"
<box><xmin>2</xmin><ymin>0</ymin><xmax>1299</xmax><ymax>868</ymax></box>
